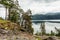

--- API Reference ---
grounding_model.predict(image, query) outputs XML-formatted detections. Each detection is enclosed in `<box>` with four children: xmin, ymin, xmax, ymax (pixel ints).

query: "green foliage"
<box><xmin>55</xmin><ymin>27</ymin><xmax>60</xmax><ymax>36</ymax></box>
<box><xmin>0</xmin><ymin>0</ymin><xmax>14</xmax><ymax>8</ymax></box>
<box><xmin>35</xmin><ymin>31</ymin><xmax>41</xmax><ymax>36</ymax></box>
<box><xmin>0</xmin><ymin>17</ymin><xmax>4</xmax><ymax>20</ymax></box>
<box><xmin>22</xmin><ymin>9</ymin><xmax>34</xmax><ymax>34</ymax></box>
<box><xmin>0</xmin><ymin>0</ymin><xmax>15</xmax><ymax>20</ymax></box>
<box><xmin>45</xmin><ymin>33</ymin><xmax>50</xmax><ymax>36</ymax></box>
<box><xmin>51</xmin><ymin>30</ymin><xmax>55</xmax><ymax>36</ymax></box>
<box><xmin>10</xmin><ymin>10</ymin><xmax>20</xmax><ymax>24</ymax></box>
<box><xmin>40</xmin><ymin>22</ymin><xmax>46</xmax><ymax>35</ymax></box>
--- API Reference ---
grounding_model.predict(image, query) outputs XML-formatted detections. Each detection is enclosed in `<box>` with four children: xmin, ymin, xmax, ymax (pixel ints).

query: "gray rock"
<box><xmin>43</xmin><ymin>36</ymin><xmax>59</xmax><ymax>40</ymax></box>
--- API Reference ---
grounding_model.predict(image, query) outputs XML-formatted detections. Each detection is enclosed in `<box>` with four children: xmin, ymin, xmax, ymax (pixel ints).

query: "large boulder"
<box><xmin>43</xmin><ymin>36</ymin><xmax>59</xmax><ymax>40</ymax></box>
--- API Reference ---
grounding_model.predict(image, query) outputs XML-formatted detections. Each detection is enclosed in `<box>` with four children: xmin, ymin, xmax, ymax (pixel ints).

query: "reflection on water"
<box><xmin>32</xmin><ymin>22</ymin><xmax>60</xmax><ymax>34</ymax></box>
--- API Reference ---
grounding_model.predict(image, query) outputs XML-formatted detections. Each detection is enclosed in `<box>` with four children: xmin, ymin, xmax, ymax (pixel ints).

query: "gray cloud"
<box><xmin>19</xmin><ymin>0</ymin><xmax>60</xmax><ymax>15</ymax></box>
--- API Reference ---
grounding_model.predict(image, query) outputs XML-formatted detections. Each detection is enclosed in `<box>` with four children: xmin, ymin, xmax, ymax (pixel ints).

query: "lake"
<box><xmin>32</xmin><ymin>20</ymin><xmax>60</xmax><ymax>34</ymax></box>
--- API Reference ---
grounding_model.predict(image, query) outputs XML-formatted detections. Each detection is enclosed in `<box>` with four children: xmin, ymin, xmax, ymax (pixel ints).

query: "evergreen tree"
<box><xmin>51</xmin><ymin>30</ymin><xmax>55</xmax><ymax>36</ymax></box>
<box><xmin>0</xmin><ymin>0</ymin><xmax>15</xmax><ymax>20</ymax></box>
<box><xmin>7</xmin><ymin>0</ymin><xmax>21</xmax><ymax>25</ymax></box>
<box><xmin>0</xmin><ymin>0</ymin><xmax>23</xmax><ymax>25</ymax></box>
<box><xmin>22</xmin><ymin>9</ymin><xmax>34</xmax><ymax>34</ymax></box>
<box><xmin>40</xmin><ymin>22</ymin><xmax>46</xmax><ymax>35</ymax></box>
<box><xmin>55</xmin><ymin>27</ymin><xmax>60</xmax><ymax>36</ymax></box>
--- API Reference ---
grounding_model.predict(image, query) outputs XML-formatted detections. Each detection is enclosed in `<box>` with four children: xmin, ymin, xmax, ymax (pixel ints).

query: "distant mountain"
<box><xmin>32</xmin><ymin>12</ymin><xmax>60</xmax><ymax>20</ymax></box>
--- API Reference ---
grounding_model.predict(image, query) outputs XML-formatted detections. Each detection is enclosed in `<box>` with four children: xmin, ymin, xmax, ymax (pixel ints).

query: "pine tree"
<box><xmin>40</xmin><ymin>22</ymin><xmax>46</xmax><ymax>35</ymax></box>
<box><xmin>51</xmin><ymin>30</ymin><xmax>55</xmax><ymax>36</ymax></box>
<box><xmin>0</xmin><ymin>0</ymin><xmax>15</xmax><ymax>20</ymax></box>
<box><xmin>7</xmin><ymin>0</ymin><xmax>21</xmax><ymax>25</ymax></box>
<box><xmin>22</xmin><ymin>9</ymin><xmax>34</xmax><ymax>34</ymax></box>
<box><xmin>55</xmin><ymin>27</ymin><xmax>60</xmax><ymax>36</ymax></box>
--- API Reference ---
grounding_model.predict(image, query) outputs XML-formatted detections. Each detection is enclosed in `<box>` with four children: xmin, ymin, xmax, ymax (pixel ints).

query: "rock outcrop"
<box><xmin>0</xmin><ymin>20</ymin><xmax>36</xmax><ymax>40</ymax></box>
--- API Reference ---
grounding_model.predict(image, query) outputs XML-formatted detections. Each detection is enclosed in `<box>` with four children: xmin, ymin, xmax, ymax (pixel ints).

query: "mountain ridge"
<box><xmin>32</xmin><ymin>12</ymin><xmax>60</xmax><ymax>20</ymax></box>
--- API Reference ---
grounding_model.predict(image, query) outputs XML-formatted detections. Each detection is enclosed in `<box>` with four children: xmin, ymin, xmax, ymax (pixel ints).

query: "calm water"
<box><xmin>32</xmin><ymin>22</ymin><xmax>60</xmax><ymax>34</ymax></box>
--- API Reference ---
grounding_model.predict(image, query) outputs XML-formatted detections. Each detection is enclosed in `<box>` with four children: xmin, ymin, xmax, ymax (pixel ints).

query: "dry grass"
<box><xmin>0</xmin><ymin>20</ymin><xmax>20</xmax><ymax>30</ymax></box>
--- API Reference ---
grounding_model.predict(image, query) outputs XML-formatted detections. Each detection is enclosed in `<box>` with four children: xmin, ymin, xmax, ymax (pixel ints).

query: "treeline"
<box><xmin>35</xmin><ymin>22</ymin><xmax>60</xmax><ymax>36</ymax></box>
<box><xmin>0</xmin><ymin>0</ymin><xmax>34</xmax><ymax>34</ymax></box>
<box><xmin>32</xmin><ymin>12</ymin><xmax>60</xmax><ymax>20</ymax></box>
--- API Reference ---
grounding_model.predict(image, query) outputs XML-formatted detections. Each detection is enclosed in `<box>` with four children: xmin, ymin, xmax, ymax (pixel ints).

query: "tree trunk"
<box><xmin>5</xmin><ymin>7</ymin><xmax>8</xmax><ymax>20</ymax></box>
<box><xmin>8</xmin><ymin>8</ymin><xmax>11</xmax><ymax>20</ymax></box>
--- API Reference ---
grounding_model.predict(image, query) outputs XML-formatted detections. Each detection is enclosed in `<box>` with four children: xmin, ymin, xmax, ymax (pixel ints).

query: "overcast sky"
<box><xmin>0</xmin><ymin>0</ymin><xmax>60</xmax><ymax>17</ymax></box>
<box><xmin>19</xmin><ymin>0</ymin><xmax>60</xmax><ymax>15</ymax></box>
<box><xmin>0</xmin><ymin>4</ymin><xmax>5</xmax><ymax>18</ymax></box>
